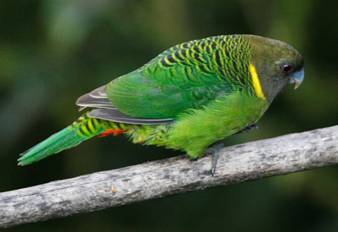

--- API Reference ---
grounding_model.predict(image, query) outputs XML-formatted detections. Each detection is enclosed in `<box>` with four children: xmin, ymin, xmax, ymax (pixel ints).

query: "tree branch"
<box><xmin>0</xmin><ymin>125</ymin><xmax>337</xmax><ymax>228</ymax></box>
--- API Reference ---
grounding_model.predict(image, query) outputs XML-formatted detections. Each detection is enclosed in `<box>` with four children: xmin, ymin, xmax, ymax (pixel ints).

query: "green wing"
<box><xmin>106</xmin><ymin>35</ymin><xmax>252</xmax><ymax>119</ymax></box>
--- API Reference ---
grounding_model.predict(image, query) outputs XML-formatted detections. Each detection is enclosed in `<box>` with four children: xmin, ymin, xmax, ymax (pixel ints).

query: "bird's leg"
<box><xmin>235</xmin><ymin>123</ymin><xmax>259</xmax><ymax>135</ymax></box>
<box><xmin>205</xmin><ymin>142</ymin><xmax>224</xmax><ymax>176</ymax></box>
<box><xmin>204</xmin><ymin>124</ymin><xmax>258</xmax><ymax>175</ymax></box>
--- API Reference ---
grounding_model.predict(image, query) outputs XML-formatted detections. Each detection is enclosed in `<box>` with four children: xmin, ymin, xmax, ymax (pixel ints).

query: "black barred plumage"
<box><xmin>71</xmin><ymin>113</ymin><xmax>130</xmax><ymax>138</ymax></box>
<box><xmin>157</xmin><ymin>35</ymin><xmax>254</xmax><ymax>95</ymax></box>
<box><xmin>72</xmin><ymin>113</ymin><xmax>101</xmax><ymax>137</ymax></box>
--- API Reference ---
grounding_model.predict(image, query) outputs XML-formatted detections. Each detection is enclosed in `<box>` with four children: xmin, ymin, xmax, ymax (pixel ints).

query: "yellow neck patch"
<box><xmin>249</xmin><ymin>64</ymin><xmax>266</xmax><ymax>100</ymax></box>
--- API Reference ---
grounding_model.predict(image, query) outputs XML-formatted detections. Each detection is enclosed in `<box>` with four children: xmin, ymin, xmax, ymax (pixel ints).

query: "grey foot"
<box><xmin>206</xmin><ymin>143</ymin><xmax>224</xmax><ymax>176</ymax></box>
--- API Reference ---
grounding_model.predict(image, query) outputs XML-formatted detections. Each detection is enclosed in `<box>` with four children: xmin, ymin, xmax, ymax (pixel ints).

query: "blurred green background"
<box><xmin>0</xmin><ymin>0</ymin><xmax>337</xmax><ymax>231</ymax></box>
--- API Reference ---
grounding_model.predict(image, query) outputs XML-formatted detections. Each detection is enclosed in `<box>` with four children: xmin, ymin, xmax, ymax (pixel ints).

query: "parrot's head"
<box><xmin>245</xmin><ymin>35</ymin><xmax>304</xmax><ymax>103</ymax></box>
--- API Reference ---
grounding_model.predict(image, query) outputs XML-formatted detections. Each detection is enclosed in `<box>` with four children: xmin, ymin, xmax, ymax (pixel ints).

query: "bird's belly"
<box><xmin>160</xmin><ymin>92</ymin><xmax>269</xmax><ymax>158</ymax></box>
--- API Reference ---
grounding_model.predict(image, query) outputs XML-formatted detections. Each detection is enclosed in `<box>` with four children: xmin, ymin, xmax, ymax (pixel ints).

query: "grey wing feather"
<box><xmin>88</xmin><ymin>85</ymin><xmax>107</xmax><ymax>99</ymax></box>
<box><xmin>89</xmin><ymin>108</ymin><xmax>173</xmax><ymax>125</ymax></box>
<box><xmin>76</xmin><ymin>85</ymin><xmax>116</xmax><ymax>110</ymax></box>
<box><xmin>77</xmin><ymin>85</ymin><xmax>173</xmax><ymax>125</ymax></box>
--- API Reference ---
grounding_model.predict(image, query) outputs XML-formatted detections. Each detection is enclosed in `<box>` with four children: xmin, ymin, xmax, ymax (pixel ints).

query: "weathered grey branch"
<box><xmin>0</xmin><ymin>126</ymin><xmax>337</xmax><ymax>228</ymax></box>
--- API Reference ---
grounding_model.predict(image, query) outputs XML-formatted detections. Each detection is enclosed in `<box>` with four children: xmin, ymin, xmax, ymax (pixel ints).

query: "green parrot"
<box><xmin>18</xmin><ymin>34</ymin><xmax>304</xmax><ymax>169</ymax></box>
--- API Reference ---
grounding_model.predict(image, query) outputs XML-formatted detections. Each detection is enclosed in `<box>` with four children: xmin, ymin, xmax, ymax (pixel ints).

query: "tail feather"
<box><xmin>18</xmin><ymin>115</ymin><xmax>107</xmax><ymax>166</ymax></box>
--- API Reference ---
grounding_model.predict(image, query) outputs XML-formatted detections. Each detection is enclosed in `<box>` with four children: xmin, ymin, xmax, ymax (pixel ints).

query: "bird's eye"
<box><xmin>281</xmin><ymin>64</ymin><xmax>294</xmax><ymax>74</ymax></box>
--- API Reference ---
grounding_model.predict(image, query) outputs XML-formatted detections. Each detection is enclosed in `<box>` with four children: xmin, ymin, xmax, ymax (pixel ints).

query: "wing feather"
<box><xmin>76</xmin><ymin>85</ymin><xmax>173</xmax><ymax>125</ymax></box>
<box><xmin>89</xmin><ymin>108</ymin><xmax>173</xmax><ymax>125</ymax></box>
<box><xmin>76</xmin><ymin>36</ymin><xmax>246</xmax><ymax>122</ymax></box>
<box><xmin>105</xmin><ymin>36</ymin><xmax>239</xmax><ymax>119</ymax></box>
<box><xmin>76</xmin><ymin>86</ymin><xmax>116</xmax><ymax>110</ymax></box>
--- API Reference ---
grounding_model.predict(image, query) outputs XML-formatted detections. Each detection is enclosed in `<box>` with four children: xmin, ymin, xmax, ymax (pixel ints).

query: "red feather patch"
<box><xmin>99</xmin><ymin>129</ymin><xmax>126</xmax><ymax>137</ymax></box>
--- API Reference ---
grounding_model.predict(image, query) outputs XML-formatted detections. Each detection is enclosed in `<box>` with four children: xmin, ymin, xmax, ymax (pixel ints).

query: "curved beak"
<box><xmin>289</xmin><ymin>68</ymin><xmax>304</xmax><ymax>89</ymax></box>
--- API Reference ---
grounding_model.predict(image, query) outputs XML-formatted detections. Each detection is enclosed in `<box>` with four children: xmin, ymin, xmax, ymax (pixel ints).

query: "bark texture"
<box><xmin>0</xmin><ymin>125</ymin><xmax>337</xmax><ymax>228</ymax></box>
